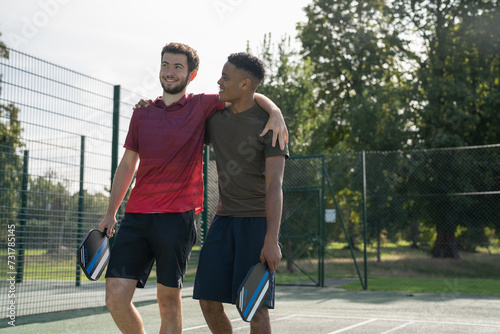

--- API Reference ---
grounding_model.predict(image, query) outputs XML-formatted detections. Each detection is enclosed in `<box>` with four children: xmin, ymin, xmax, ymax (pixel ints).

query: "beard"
<box><xmin>161</xmin><ymin>76</ymin><xmax>190</xmax><ymax>95</ymax></box>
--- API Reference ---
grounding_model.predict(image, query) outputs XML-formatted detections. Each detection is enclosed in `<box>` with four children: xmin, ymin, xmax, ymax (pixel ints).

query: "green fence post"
<box><xmin>111</xmin><ymin>85</ymin><xmax>120</xmax><ymax>187</ymax></box>
<box><xmin>76</xmin><ymin>136</ymin><xmax>85</xmax><ymax>287</ymax></box>
<box><xmin>362</xmin><ymin>151</ymin><xmax>368</xmax><ymax>289</ymax></box>
<box><xmin>16</xmin><ymin>150</ymin><xmax>29</xmax><ymax>284</ymax></box>
<box><xmin>319</xmin><ymin>155</ymin><xmax>325</xmax><ymax>287</ymax></box>
<box><xmin>109</xmin><ymin>85</ymin><xmax>121</xmax><ymax>248</ymax></box>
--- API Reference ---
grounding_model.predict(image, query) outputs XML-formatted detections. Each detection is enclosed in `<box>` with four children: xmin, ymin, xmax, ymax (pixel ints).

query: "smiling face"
<box><xmin>217</xmin><ymin>62</ymin><xmax>246</xmax><ymax>103</ymax></box>
<box><xmin>159</xmin><ymin>52</ymin><xmax>194</xmax><ymax>95</ymax></box>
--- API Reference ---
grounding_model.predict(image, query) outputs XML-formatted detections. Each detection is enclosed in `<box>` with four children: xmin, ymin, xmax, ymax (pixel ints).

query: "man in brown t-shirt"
<box><xmin>193</xmin><ymin>52</ymin><xmax>288</xmax><ymax>334</ymax></box>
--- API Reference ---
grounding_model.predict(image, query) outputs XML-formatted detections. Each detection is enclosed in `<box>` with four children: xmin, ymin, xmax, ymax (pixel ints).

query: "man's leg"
<box><xmin>157</xmin><ymin>284</ymin><xmax>183</xmax><ymax>334</ymax></box>
<box><xmin>106</xmin><ymin>277</ymin><xmax>144</xmax><ymax>334</ymax></box>
<box><xmin>199</xmin><ymin>299</ymin><xmax>232</xmax><ymax>334</ymax></box>
<box><xmin>250</xmin><ymin>307</ymin><xmax>271</xmax><ymax>334</ymax></box>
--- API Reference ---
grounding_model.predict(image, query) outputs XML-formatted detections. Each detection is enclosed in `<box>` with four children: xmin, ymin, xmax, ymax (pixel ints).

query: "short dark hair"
<box><xmin>227</xmin><ymin>52</ymin><xmax>265</xmax><ymax>85</ymax></box>
<box><xmin>161</xmin><ymin>43</ymin><xmax>200</xmax><ymax>73</ymax></box>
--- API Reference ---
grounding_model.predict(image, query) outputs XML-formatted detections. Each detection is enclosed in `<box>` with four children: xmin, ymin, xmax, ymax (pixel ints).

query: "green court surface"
<box><xmin>3</xmin><ymin>284</ymin><xmax>500</xmax><ymax>333</ymax></box>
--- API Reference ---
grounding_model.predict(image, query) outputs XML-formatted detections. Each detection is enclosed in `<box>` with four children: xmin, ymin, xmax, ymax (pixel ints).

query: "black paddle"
<box><xmin>236</xmin><ymin>263</ymin><xmax>270</xmax><ymax>322</ymax></box>
<box><xmin>77</xmin><ymin>229</ymin><xmax>110</xmax><ymax>281</ymax></box>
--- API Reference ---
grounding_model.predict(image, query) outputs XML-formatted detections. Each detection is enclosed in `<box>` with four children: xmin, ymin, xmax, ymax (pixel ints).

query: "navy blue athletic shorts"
<box><xmin>105</xmin><ymin>211</ymin><xmax>196</xmax><ymax>288</ymax></box>
<box><xmin>193</xmin><ymin>215</ymin><xmax>275</xmax><ymax>308</ymax></box>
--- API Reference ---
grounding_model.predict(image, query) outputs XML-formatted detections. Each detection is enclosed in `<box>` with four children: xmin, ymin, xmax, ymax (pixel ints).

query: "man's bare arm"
<box><xmin>254</xmin><ymin>93</ymin><xmax>288</xmax><ymax>150</ymax></box>
<box><xmin>260</xmin><ymin>155</ymin><xmax>286</xmax><ymax>272</ymax></box>
<box><xmin>98</xmin><ymin>149</ymin><xmax>139</xmax><ymax>237</ymax></box>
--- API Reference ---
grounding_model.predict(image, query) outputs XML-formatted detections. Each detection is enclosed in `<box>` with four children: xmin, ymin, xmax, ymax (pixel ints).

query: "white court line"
<box><xmin>183</xmin><ymin>324</ymin><xmax>208</xmax><ymax>331</ymax></box>
<box><xmin>327</xmin><ymin>318</ymin><xmax>378</xmax><ymax>334</ymax></box>
<box><xmin>184</xmin><ymin>313</ymin><xmax>500</xmax><ymax>332</ymax></box>
<box><xmin>184</xmin><ymin>314</ymin><xmax>300</xmax><ymax>332</ymax></box>
<box><xmin>234</xmin><ymin>315</ymin><xmax>297</xmax><ymax>332</ymax></box>
<box><xmin>274</xmin><ymin>314</ymin><xmax>298</xmax><ymax>322</ymax></box>
<box><xmin>380</xmin><ymin>321</ymin><xmax>415</xmax><ymax>334</ymax></box>
<box><xmin>271</xmin><ymin>313</ymin><xmax>500</xmax><ymax>329</ymax></box>
<box><xmin>184</xmin><ymin>315</ymin><xmax>246</xmax><ymax>331</ymax></box>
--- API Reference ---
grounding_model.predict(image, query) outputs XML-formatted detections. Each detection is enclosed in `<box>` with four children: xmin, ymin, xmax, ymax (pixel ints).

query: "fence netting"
<box><xmin>0</xmin><ymin>49</ymin><xmax>134</xmax><ymax>317</ymax></box>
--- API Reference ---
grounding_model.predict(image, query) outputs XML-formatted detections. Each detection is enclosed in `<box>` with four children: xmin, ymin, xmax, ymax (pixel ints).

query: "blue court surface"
<box><xmin>3</xmin><ymin>284</ymin><xmax>500</xmax><ymax>333</ymax></box>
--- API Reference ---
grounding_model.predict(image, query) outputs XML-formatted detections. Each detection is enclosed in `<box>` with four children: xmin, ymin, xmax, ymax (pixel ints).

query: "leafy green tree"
<box><xmin>391</xmin><ymin>0</ymin><xmax>500</xmax><ymax>257</ymax></box>
<box><xmin>297</xmin><ymin>0</ymin><xmax>413</xmax><ymax>152</ymax></box>
<box><xmin>394</xmin><ymin>0</ymin><xmax>500</xmax><ymax>148</ymax></box>
<box><xmin>296</xmin><ymin>0</ymin><xmax>500</xmax><ymax>258</ymax></box>
<box><xmin>0</xmin><ymin>33</ymin><xmax>7</xmax><ymax>59</ymax></box>
<box><xmin>296</xmin><ymin>0</ymin><xmax>416</xmax><ymax>261</ymax></box>
<box><xmin>0</xmin><ymin>33</ymin><xmax>24</xmax><ymax>239</ymax></box>
<box><xmin>27</xmin><ymin>170</ymin><xmax>72</xmax><ymax>250</ymax></box>
<box><xmin>249</xmin><ymin>34</ymin><xmax>321</xmax><ymax>155</ymax></box>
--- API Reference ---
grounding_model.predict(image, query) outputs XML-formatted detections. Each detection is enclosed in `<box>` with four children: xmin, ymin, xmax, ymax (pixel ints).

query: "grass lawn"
<box><xmin>338</xmin><ymin>277</ymin><xmax>500</xmax><ymax>295</ymax></box>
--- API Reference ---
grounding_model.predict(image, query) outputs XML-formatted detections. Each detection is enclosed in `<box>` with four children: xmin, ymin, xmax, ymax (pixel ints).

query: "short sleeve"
<box><xmin>123</xmin><ymin>109</ymin><xmax>141</xmax><ymax>152</ymax></box>
<box><xmin>262</xmin><ymin>130</ymin><xmax>290</xmax><ymax>159</ymax></box>
<box><xmin>201</xmin><ymin>94</ymin><xmax>225</xmax><ymax>119</ymax></box>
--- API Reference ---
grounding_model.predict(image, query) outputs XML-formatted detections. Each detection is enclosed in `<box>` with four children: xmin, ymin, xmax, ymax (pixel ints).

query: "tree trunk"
<box><xmin>432</xmin><ymin>229</ymin><xmax>459</xmax><ymax>259</ymax></box>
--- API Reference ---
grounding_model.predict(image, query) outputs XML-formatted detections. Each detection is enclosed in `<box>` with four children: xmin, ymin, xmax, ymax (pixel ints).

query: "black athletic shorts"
<box><xmin>193</xmin><ymin>215</ymin><xmax>275</xmax><ymax>308</ymax></box>
<box><xmin>105</xmin><ymin>211</ymin><xmax>196</xmax><ymax>288</ymax></box>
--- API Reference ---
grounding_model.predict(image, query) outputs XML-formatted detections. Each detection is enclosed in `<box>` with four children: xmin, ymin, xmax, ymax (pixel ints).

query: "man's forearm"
<box><xmin>265</xmin><ymin>181</ymin><xmax>283</xmax><ymax>242</ymax></box>
<box><xmin>105</xmin><ymin>152</ymin><xmax>138</xmax><ymax>218</ymax></box>
<box><xmin>255</xmin><ymin>93</ymin><xmax>281</xmax><ymax>115</ymax></box>
<box><xmin>106</xmin><ymin>168</ymin><xmax>134</xmax><ymax>217</ymax></box>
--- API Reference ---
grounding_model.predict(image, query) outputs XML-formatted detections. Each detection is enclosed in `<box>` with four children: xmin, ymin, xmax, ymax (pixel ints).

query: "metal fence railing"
<box><xmin>1</xmin><ymin>48</ymin><xmax>500</xmax><ymax>319</ymax></box>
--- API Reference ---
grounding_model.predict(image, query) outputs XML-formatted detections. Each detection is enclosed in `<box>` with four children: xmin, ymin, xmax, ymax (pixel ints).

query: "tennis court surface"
<box><xmin>4</xmin><ymin>284</ymin><xmax>500</xmax><ymax>333</ymax></box>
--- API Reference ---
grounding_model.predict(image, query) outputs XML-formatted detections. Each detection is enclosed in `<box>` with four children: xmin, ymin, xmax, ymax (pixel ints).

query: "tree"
<box><xmin>296</xmin><ymin>0</ymin><xmax>417</xmax><ymax>261</ymax></box>
<box><xmin>296</xmin><ymin>0</ymin><xmax>500</xmax><ymax>258</ymax></box>
<box><xmin>27</xmin><ymin>170</ymin><xmax>72</xmax><ymax>251</ymax></box>
<box><xmin>0</xmin><ymin>33</ymin><xmax>24</xmax><ymax>240</ymax></box>
<box><xmin>392</xmin><ymin>0</ymin><xmax>500</xmax><ymax>257</ymax></box>
<box><xmin>394</xmin><ymin>0</ymin><xmax>500</xmax><ymax>148</ymax></box>
<box><xmin>297</xmin><ymin>0</ymin><xmax>414</xmax><ymax>153</ymax></box>
<box><xmin>249</xmin><ymin>34</ymin><xmax>321</xmax><ymax>155</ymax></box>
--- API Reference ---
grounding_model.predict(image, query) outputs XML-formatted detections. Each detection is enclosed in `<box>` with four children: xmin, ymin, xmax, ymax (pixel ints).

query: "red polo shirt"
<box><xmin>124</xmin><ymin>93</ymin><xmax>224</xmax><ymax>214</ymax></box>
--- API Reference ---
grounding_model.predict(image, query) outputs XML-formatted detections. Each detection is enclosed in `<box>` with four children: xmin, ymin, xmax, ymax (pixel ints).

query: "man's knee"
<box><xmin>250</xmin><ymin>307</ymin><xmax>271</xmax><ymax>331</ymax></box>
<box><xmin>199</xmin><ymin>299</ymin><xmax>223</xmax><ymax>314</ymax></box>
<box><xmin>157</xmin><ymin>284</ymin><xmax>182</xmax><ymax>315</ymax></box>
<box><xmin>105</xmin><ymin>278</ymin><xmax>136</xmax><ymax>309</ymax></box>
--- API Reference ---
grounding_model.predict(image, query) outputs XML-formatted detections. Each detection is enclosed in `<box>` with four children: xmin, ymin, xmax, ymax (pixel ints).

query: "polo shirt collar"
<box><xmin>153</xmin><ymin>94</ymin><xmax>190</xmax><ymax>110</ymax></box>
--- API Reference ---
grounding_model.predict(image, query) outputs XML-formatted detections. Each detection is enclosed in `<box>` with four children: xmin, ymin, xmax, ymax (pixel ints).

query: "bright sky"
<box><xmin>0</xmin><ymin>0</ymin><xmax>311</xmax><ymax>98</ymax></box>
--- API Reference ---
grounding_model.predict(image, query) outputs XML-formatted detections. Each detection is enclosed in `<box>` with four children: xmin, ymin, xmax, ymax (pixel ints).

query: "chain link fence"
<box><xmin>1</xmin><ymin>48</ymin><xmax>500</xmax><ymax>319</ymax></box>
<box><xmin>275</xmin><ymin>149</ymin><xmax>500</xmax><ymax>289</ymax></box>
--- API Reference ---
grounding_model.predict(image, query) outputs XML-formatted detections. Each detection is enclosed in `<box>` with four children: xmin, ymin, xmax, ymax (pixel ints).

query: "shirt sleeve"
<box><xmin>262</xmin><ymin>130</ymin><xmax>290</xmax><ymax>159</ymax></box>
<box><xmin>123</xmin><ymin>109</ymin><xmax>140</xmax><ymax>152</ymax></box>
<box><xmin>201</xmin><ymin>94</ymin><xmax>225</xmax><ymax>119</ymax></box>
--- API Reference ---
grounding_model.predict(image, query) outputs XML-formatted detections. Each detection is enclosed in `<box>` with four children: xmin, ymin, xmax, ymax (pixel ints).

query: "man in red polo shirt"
<box><xmin>98</xmin><ymin>43</ymin><xmax>287</xmax><ymax>334</ymax></box>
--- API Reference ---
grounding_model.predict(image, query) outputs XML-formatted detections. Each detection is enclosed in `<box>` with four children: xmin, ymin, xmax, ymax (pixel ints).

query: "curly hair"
<box><xmin>227</xmin><ymin>52</ymin><xmax>265</xmax><ymax>84</ymax></box>
<box><xmin>161</xmin><ymin>43</ymin><xmax>200</xmax><ymax>73</ymax></box>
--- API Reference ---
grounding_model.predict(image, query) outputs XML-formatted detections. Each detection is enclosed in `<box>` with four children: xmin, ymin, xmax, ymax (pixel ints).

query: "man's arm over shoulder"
<box><xmin>223</xmin><ymin>94</ymin><xmax>288</xmax><ymax>149</ymax></box>
<box><xmin>254</xmin><ymin>93</ymin><xmax>288</xmax><ymax>150</ymax></box>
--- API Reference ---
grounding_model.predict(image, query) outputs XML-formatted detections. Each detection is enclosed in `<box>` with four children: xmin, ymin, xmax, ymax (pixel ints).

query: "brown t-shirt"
<box><xmin>205</xmin><ymin>104</ymin><xmax>289</xmax><ymax>217</ymax></box>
